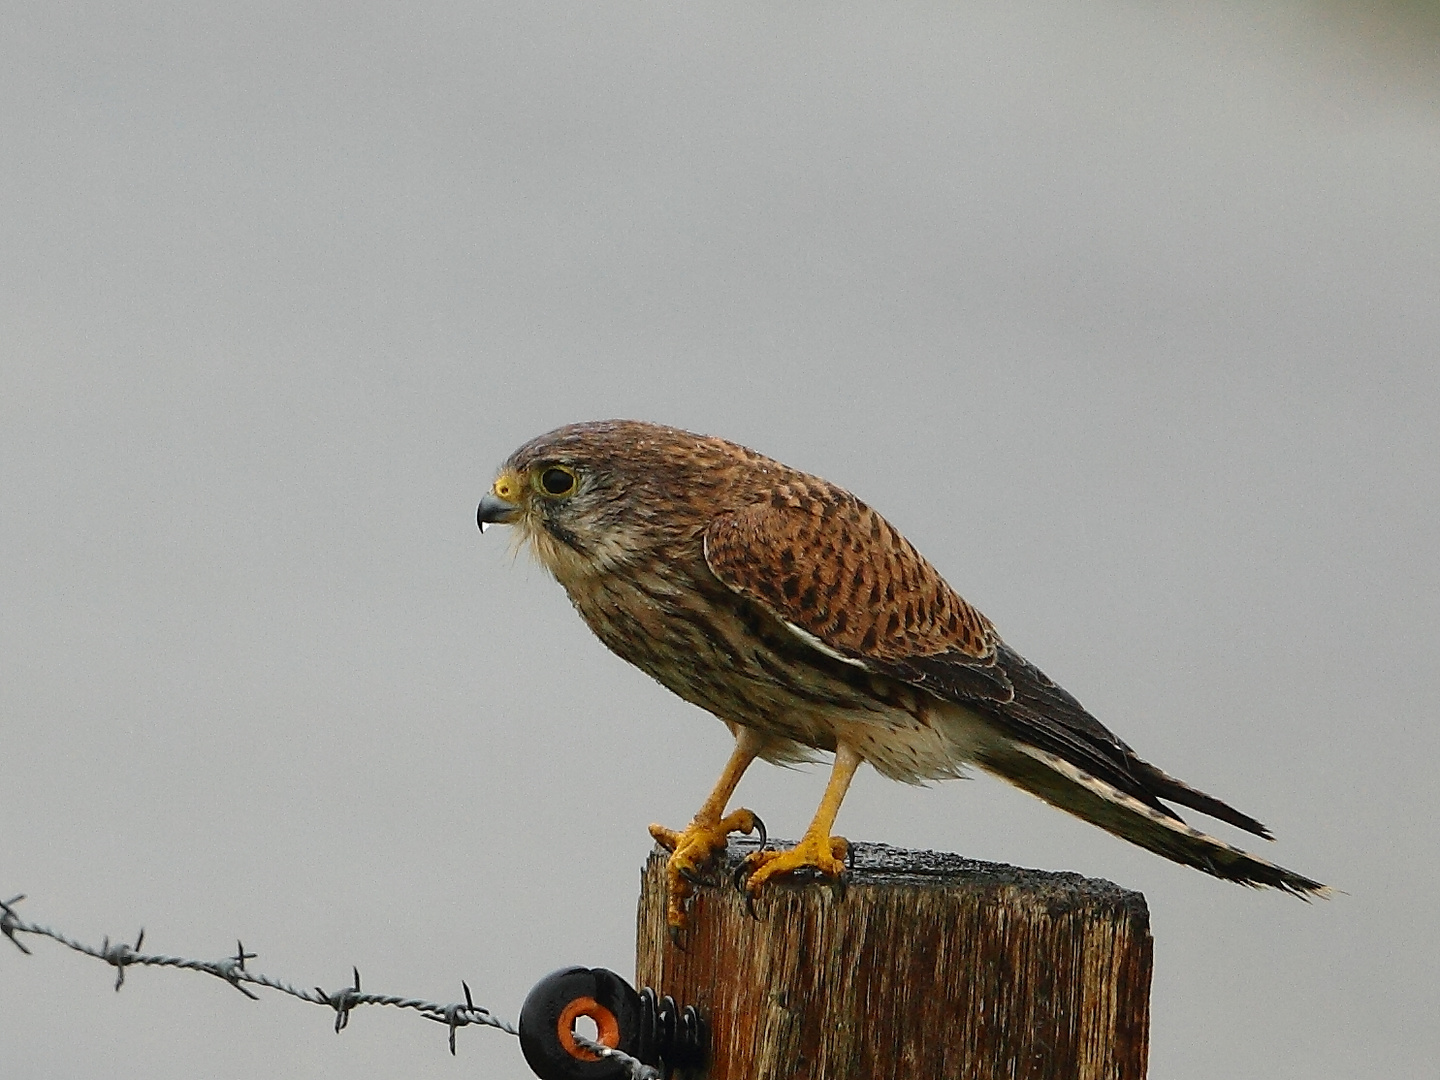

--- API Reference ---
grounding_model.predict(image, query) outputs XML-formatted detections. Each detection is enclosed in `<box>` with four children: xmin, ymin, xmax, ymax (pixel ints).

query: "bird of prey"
<box><xmin>477</xmin><ymin>420</ymin><xmax>1326</xmax><ymax>930</ymax></box>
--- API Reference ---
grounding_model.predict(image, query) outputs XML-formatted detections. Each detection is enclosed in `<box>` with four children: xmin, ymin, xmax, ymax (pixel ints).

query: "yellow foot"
<box><xmin>649</xmin><ymin>809</ymin><xmax>765</xmax><ymax>934</ymax></box>
<box><xmin>737</xmin><ymin>834</ymin><xmax>851</xmax><ymax>913</ymax></box>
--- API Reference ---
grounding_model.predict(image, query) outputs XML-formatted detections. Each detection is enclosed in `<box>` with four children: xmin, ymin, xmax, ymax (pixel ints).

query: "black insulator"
<box><xmin>518</xmin><ymin>967</ymin><xmax>707</xmax><ymax>1080</ymax></box>
<box><xmin>518</xmin><ymin>966</ymin><xmax>643</xmax><ymax>1080</ymax></box>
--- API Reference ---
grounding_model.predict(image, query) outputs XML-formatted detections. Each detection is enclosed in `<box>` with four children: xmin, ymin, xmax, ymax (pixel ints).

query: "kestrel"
<box><xmin>478</xmin><ymin>420</ymin><xmax>1325</xmax><ymax>930</ymax></box>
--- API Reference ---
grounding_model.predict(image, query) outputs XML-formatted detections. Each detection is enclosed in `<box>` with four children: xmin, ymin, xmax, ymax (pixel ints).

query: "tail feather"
<box><xmin>978</xmin><ymin>743</ymin><xmax>1328</xmax><ymax>897</ymax></box>
<box><xmin>1128</xmin><ymin>759</ymin><xmax>1274</xmax><ymax>840</ymax></box>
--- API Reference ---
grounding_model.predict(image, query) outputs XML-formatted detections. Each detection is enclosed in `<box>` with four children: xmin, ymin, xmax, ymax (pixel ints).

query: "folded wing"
<box><xmin>703</xmin><ymin>491</ymin><xmax>1327</xmax><ymax>896</ymax></box>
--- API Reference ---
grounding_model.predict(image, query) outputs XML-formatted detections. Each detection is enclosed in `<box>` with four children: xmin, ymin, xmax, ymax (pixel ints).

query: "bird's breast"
<box><xmin>564</xmin><ymin>565</ymin><xmax>994</xmax><ymax>783</ymax></box>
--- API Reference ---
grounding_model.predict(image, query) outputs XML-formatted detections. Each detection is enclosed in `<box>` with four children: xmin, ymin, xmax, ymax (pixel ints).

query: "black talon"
<box><xmin>731</xmin><ymin>859</ymin><xmax>750</xmax><ymax>895</ymax></box>
<box><xmin>750</xmin><ymin>812</ymin><xmax>767</xmax><ymax>852</ymax></box>
<box><xmin>682</xmin><ymin>862</ymin><xmax>721</xmax><ymax>889</ymax></box>
<box><xmin>730</xmin><ymin>860</ymin><xmax>762</xmax><ymax>920</ymax></box>
<box><xmin>667</xmin><ymin>923</ymin><xmax>687</xmax><ymax>951</ymax></box>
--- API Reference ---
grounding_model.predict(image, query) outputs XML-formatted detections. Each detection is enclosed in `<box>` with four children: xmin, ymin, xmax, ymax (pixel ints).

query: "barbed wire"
<box><xmin>0</xmin><ymin>891</ymin><xmax>514</xmax><ymax>1053</ymax></box>
<box><xmin>1</xmin><ymin>891</ymin><xmax>672</xmax><ymax>1080</ymax></box>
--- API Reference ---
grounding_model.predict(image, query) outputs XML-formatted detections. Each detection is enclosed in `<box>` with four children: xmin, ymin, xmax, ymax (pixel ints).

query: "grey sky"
<box><xmin>3</xmin><ymin>3</ymin><xmax>1438</xmax><ymax>1077</ymax></box>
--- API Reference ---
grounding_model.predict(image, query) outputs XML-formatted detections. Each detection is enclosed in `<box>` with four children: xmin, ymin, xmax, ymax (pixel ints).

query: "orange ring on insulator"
<box><xmin>556</xmin><ymin>996</ymin><xmax>621</xmax><ymax>1061</ymax></box>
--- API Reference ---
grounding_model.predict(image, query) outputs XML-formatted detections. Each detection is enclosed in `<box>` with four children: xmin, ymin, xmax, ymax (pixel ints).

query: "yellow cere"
<box><xmin>492</xmin><ymin>470</ymin><xmax>523</xmax><ymax>503</ymax></box>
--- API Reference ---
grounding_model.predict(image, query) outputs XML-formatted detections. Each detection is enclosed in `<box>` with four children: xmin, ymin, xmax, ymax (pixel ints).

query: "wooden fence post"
<box><xmin>636</xmin><ymin>840</ymin><xmax>1152</xmax><ymax>1080</ymax></box>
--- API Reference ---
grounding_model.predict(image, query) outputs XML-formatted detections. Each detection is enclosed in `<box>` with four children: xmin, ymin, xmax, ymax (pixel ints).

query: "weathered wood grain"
<box><xmin>636</xmin><ymin>840</ymin><xmax>1151</xmax><ymax>1080</ymax></box>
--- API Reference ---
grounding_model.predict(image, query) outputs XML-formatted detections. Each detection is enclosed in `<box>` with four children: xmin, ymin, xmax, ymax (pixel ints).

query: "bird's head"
<box><xmin>478</xmin><ymin>420</ymin><xmax>732</xmax><ymax>585</ymax></box>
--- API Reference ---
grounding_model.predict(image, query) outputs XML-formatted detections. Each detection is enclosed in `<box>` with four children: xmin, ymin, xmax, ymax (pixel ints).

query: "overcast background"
<box><xmin>3</xmin><ymin>3</ymin><xmax>1438</xmax><ymax>1077</ymax></box>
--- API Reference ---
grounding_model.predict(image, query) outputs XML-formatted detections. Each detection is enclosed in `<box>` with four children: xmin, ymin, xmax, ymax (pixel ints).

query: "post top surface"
<box><xmin>654</xmin><ymin>838</ymin><xmax>1150</xmax><ymax>918</ymax></box>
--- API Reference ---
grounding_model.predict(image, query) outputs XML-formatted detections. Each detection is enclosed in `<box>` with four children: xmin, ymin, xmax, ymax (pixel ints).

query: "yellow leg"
<box><xmin>740</xmin><ymin>742</ymin><xmax>861</xmax><ymax>898</ymax></box>
<box><xmin>649</xmin><ymin>727</ymin><xmax>766</xmax><ymax>931</ymax></box>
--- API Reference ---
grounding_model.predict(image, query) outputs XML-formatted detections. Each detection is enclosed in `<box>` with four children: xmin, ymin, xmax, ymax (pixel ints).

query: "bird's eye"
<box><xmin>539</xmin><ymin>466</ymin><xmax>577</xmax><ymax>497</ymax></box>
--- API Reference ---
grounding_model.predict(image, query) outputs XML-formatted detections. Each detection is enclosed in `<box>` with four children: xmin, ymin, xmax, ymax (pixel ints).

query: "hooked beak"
<box><xmin>477</xmin><ymin>491</ymin><xmax>520</xmax><ymax>533</ymax></box>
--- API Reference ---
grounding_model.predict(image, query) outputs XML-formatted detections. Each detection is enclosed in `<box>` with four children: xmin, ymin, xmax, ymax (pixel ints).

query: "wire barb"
<box><xmin>1</xmin><ymin>891</ymin><xmax>518</xmax><ymax>1053</ymax></box>
<box><xmin>210</xmin><ymin>941</ymin><xmax>261</xmax><ymax>999</ymax></box>
<box><xmin>419</xmin><ymin>980</ymin><xmax>507</xmax><ymax>1056</ymax></box>
<box><xmin>101</xmin><ymin>928</ymin><xmax>144</xmax><ymax>990</ymax></box>
<box><xmin>1</xmin><ymin>895</ymin><xmax>33</xmax><ymax>955</ymax></box>
<box><xmin>317</xmin><ymin>967</ymin><xmax>364</xmax><ymax>1033</ymax></box>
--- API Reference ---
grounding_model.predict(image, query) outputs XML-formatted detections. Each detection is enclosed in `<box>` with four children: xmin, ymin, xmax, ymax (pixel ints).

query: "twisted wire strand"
<box><xmin>0</xmin><ymin>893</ymin><xmax>517</xmax><ymax>1052</ymax></box>
<box><xmin>571</xmin><ymin>1032</ymin><xmax>663</xmax><ymax>1080</ymax></box>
